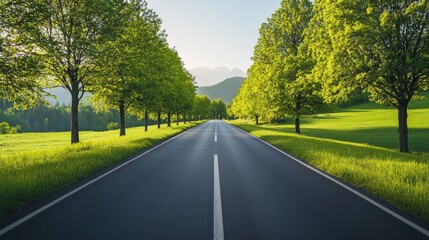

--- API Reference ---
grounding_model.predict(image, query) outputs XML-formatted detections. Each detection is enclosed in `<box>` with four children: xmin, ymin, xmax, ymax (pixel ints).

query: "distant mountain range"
<box><xmin>190</xmin><ymin>66</ymin><xmax>246</xmax><ymax>87</ymax></box>
<box><xmin>196</xmin><ymin>77</ymin><xmax>245</xmax><ymax>103</ymax></box>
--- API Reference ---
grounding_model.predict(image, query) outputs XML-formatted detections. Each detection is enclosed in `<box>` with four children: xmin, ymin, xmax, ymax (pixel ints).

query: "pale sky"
<box><xmin>147</xmin><ymin>0</ymin><xmax>281</xmax><ymax>72</ymax></box>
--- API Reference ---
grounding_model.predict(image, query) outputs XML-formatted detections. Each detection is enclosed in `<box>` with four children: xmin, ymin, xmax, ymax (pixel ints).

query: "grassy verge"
<box><xmin>230</xmin><ymin>121</ymin><xmax>429</xmax><ymax>223</ymax></box>
<box><xmin>0</xmin><ymin>122</ymin><xmax>202</xmax><ymax>214</ymax></box>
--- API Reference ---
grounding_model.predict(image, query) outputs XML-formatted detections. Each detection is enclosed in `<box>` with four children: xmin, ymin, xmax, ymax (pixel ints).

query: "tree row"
<box><xmin>0</xmin><ymin>0</ymin><xmax>197</xmax><ymax>143</ymax></box>
<box><xmin>231</xmin><ymin>0</ymin><xmax>429</xmax><ymax>152</ymax></box>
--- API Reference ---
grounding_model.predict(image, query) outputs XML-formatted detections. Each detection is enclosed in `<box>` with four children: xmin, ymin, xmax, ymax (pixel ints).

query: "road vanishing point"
<box><xmin>0</xmin><ymin>120</ymin><xmax>428</xmax><ymax>239</ymax></box>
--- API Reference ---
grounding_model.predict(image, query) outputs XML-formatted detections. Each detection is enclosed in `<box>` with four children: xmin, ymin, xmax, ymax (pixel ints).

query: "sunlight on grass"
<box><xmin>262</xmin><ymin>93</ymin><xmax>429</xmax><ymax>153</ymax></box>
<box><xmin>0</xmin><ymin>122</ymin><xmax>202</xmax><ymax>214</ymax></box>
<box><xmin>0</xmin><ymin>124</ymin><xmax>183</xmax><ymax>156</ymax></box>
<box><xmin>231</xmin><ymin>122</ymin><xmax>429</xmax><ymax>223</ymax></box>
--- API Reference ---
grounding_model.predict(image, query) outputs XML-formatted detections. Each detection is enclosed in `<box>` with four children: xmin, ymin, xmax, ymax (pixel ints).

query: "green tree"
<box><xmin>0</xmin><ymin>2</ymin><xmax>46</xmax><ymax>108</ymax></box>
<box><xmin>231</xmin><ymin>73</ymin><xmax>264</xmax><ymax>125</ymax></box>
<box><xmin>211</xmin><ymin>99</ymin><xmax>227</xmax><ymax>120</ymax></box>
<box><xmin>150</xmin><ymin>47</ymin><xmax>185</xmax><ymax>128</ymax></box>
<box><xmin>162</xmin><ymin>56</ymin><xmax>195</xmax><ymax>126</ymax></box>
<box><xmin>129</xmin><ymin>45</ymin><xmax>195</xmax><ymax>130</ymax></box>
<box><xmin>193</xmin><ymin>95</ymin><xmax>212</xmax><ymax>120</ymax></box>
<box><xmin>0</xmin><ymin>121</ymin><xmax>20</xmax><ymax>134</ymax></box>
<box><xmin>232</xmin><ymin>0</ymin><xmax>321</xmax><ymax>130</ymax></box>
<box><xmin>267</xmin><ymin>0</ymin><xmax>320</xmax><ymax>133</ymax></box>
<box><xmin>4</xmin><ymin>0</ymin><xmax>126</xmax><ymax>143</ymax></box>
<box><xmin>91</xmin><ymin>0</ymin><xmax>164</xmax><ymax>136</ymax></box>
<box><xmin>310</xmin><ymin>0</ymin><xmax>429</xmax><ymax>152</ymax></box>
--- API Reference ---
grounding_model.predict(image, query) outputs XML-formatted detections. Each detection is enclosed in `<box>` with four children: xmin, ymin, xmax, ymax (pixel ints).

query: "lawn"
<box><xmin>266</xmin><ymin>91</ymin><xmax>429</xmax><ymax>153</ymax></box>
<box><xmin>229</xmin><ymin>94</ymin><xmax>429</xmax><ymax>223</ymax></box>
<box><xmin>0</xmin><ymin>122</ymin><xmax>202</xmax><ymax>214</ymax></box>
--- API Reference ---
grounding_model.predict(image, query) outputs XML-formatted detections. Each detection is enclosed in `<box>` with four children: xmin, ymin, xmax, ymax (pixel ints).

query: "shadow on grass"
<box><xmin>240</xmin><ymin>124</ymin><xmax>425</xmax><ymax>162</ymax></box>
<box><xmin>260</xmin><ymin>124</ymin><xmax>429</xmax><ymax>153</ymax></box>
<box><xmin>261</xmin><ymin>133</ymin><xmax>427</xmax><ymax>163</ymax></box>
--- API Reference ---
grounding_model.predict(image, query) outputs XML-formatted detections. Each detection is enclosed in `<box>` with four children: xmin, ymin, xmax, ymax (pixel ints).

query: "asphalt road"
<box><xmin>1</xmin><ymin>120</ymin><xmax>428</xmax><ymax>239</ymax></box>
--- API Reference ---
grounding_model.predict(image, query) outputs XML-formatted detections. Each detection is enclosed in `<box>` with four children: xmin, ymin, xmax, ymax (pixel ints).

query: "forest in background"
<box><xmin>0</xmin><ymin>99</ymin><xmax>145</xmax><ymax>132</ymax></box>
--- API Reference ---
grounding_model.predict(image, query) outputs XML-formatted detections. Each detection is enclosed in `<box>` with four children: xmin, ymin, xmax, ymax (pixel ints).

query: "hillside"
<box><xmin>196</xmin><ymin>76</ymin><xmax>245</xmax><ymax>103</ymax></box>
<box><xmin>190</xmin><ymin>66</ymin><xmax>246</xmax><ymax>87</ymax></box>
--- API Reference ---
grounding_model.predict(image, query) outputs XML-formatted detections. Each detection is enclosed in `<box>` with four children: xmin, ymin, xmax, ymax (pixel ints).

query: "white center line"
<box><xmin>213</xmin><ymin>154</ymin><xmax>224</xmax><ymax>240</ymax></box>
<box><xmin>214</xmin><ymin>132</ymin><xmax>217</xmax><ymax>142</ymax></box>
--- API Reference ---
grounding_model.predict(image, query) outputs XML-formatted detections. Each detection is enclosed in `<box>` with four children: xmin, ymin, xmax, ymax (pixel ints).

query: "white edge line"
<box><xmin>0</xmin><ymin>122</ymin><xmax>207</xmax><ymax>237</ymax></box>
<box><xmin>227</xmin><ymin>122</ymin><xmax>429</xmax><ymax>238</ymax></box>
<box><xmin>213</xmin><ymin>154</ymin><xmax>224</xmax><ymax>240</ymax></box>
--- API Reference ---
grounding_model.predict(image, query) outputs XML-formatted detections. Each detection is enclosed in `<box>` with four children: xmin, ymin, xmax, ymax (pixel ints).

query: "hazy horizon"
<box><xmin>147</xmin><ymin>0</ymin><xmax>281</xmax><ymax>72</ymax></box>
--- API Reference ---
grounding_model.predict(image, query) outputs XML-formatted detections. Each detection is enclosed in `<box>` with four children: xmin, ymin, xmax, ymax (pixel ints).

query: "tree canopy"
<box><xmin>232</xmin><ymin>0</ymin><xmax>325</xmax><ymax>130</ymax></box>
<box><xmin>308</xmin><ymin>0</ymin><xmax>429</xmax><ymax>152</ymax></box>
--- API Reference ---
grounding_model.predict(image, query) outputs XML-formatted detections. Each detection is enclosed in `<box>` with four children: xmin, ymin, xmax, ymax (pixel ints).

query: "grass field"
<box><xmin>266</xmin><ymin>91</ymin><xmax>429</xmax><ymax>153</ymax></box>
<box><xmin>0</xmin><ymin>122</ymin><xmax>202</xmax><ymax>214</ymax></box>
<box><xmin>230</xmin><ymin>94</ymin><xmax>429</xmax><ymax>223</ymax></box>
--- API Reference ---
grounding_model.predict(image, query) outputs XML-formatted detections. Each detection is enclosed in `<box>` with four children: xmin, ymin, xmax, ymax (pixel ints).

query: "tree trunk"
<box><xmin>157</xmin><ymin>111</ymin><xmax>161</xmax><ymax>129</ymax></box>
<box><xmin>295</xmin><ymin>101</ymin><xmax>301</xmax><ymax>134</ymax></box>
<box><xmin>176</xmin><ymin>112</ymin><xmax>179</xmax><ymax>125</ymax></box>
<box><xmin>398</xmin><ymin>104</ymin><xmax>409</xmax><ymax>152</ymax></box>
<box><xmin>255</xmin><ymin>115</ymin><xmax>259</xmax><ymax>125</ymax></box>
<box><xmin>167</xmin><ymin>113</ymin><xmax>171</xmax><ymax>127</ymax></box>
<box><xmin>119</xmin><ymin>100</ymin><xmax>126</xmax><ymax>136</ymax></box>
<box><xmin>70</xmin><ymin>88</ymin><xmax>80</xmax><ymax>144</ymax></box>
<box><xmin>295</xmin><ymin>117</ymin><xmax>301</xmax><ymax>134</ymax></box>
<box><xmin>144</xmin><ymin>110</ymin><xmax>148</xmax><ymax>132</ymax></box>
<box><xmin>184</xmin><ymin>113</ymin><xmax>187</xmax><ymax>124</ymax></box>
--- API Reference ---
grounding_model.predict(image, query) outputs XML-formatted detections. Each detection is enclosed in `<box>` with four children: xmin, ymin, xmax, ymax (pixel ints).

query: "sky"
<box><xmin>147</xmin><ymin>0</ymin><xmax>281</xmax><ymax>72</ymax></box>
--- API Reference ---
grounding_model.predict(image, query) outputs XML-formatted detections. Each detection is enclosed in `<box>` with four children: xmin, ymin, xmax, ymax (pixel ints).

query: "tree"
<box><xmin>267</xmin><ymin>0</ymin><xmax>320</xmax><ymax>133</ymax></box>
<box><xmin>193</xmin><ymin>95</ymin><xmax>211</xmax><ymax>120</ymax></box>
<box><xmin>128</xmin><ymin>44</ymin><xmax>195</xmax><ymax>130</ymax></box>
<box><xmin>211</xmin><ymin>99</ymin><xmax>227</xmax><ymax>120</ymax></box>
<box><xmin>0</xmin><ymin>2</ymin><xmax>46</xmax><ymax>108</ymax></box>
<box><xmin>4</xmin><ymin>0</ymin><xmax>126</xmax><ymax>143</ymax></box>
<box><xmin>91</xmin><ymin>0</ymin><xmax>164</xmax><ymax>136</ymax></box>
<box><xmin>231</xmin><ymin>73</ymin><xmax>264</xmax><ymax>125</ymax></box>
<box><xmin>310</xmin><ymin>0</ymin><xmax>429</xmax><ymax>152</ymax></box>
<box><xmin>232</xmin><ymin>0</ymin><xmax>322</xmax><ymax>130</ymax></box>
<box><xmin>0</xmin><ymin>122</ymin><xmax>21</xmax><ymax>134</ymax></box>
<box><xmin>161</xmin><ymin>53</ymin><xmax>195</xmax><ymax>126</ymax></box>
<box><xmin>149</xmin><ymin>47</ymin><xmax>185</xmax><ymax>128</ymax></box>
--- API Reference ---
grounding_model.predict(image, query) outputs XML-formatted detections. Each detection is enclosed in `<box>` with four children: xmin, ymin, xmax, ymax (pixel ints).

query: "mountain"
<box><xmin>46</xmin><ymin>87</ymin><xmax>70</xmax><ymax>105</ymax></box>
<box><xmin>196</xmin><ymin>77</ymin><xmax>245</xmax><ymax>103</ymax></box>
<box><xmin>190</xmin><ymin>66</ymin><xmax>246</xmax><ymax>87</ymax></box>
<box><xmin>46</xmin><ymin>87</ymin><xmax>91</xmax><ymax>106</ymax></box>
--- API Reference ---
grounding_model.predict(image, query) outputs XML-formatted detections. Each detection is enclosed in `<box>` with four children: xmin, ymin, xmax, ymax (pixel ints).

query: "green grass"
<box><xmin>0</xmin><ymin>122</ymin><xmax>202</xmax><ymax>214</ymax></box>
<box><xmin>267</xmin><ymin>91</ymin><xmax>429</xmax><ymax>153</ymax></box>
<box><xmin>229</xmin><ymin>94</ymin><xmax>429</xmax><ymax>223</ymax></box>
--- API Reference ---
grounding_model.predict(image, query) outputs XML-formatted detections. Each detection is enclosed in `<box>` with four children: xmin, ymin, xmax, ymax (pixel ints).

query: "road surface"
<box><xmin>0</xmin><ymin>120</ymin><xmax>428</xmax><ymax>239</ymax></box>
